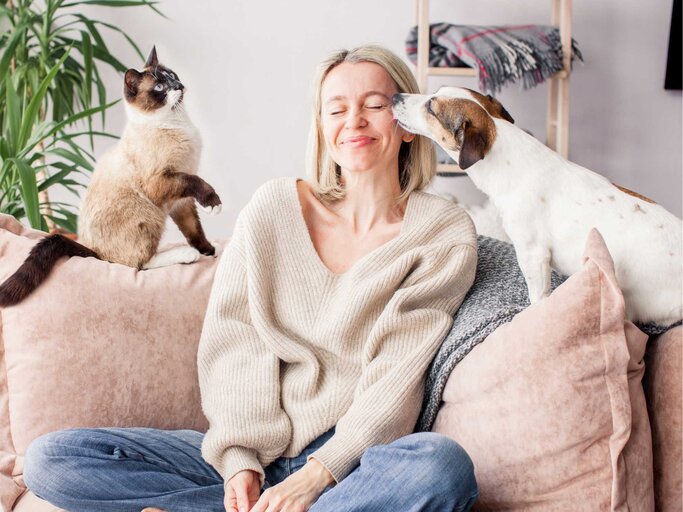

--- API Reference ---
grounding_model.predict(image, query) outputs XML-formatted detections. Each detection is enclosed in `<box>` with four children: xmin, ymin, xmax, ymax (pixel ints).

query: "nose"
<box><xmin>175</xmin><ymin>82</ymin><xmax>184</xmax><ymax>91</ymax></box>
<box><xmin>392</xmin><ymin>94</ymin><xmax>404</xmax><ymax>106</ymax></box>
<box><xmin>344</xmin><ymin>107</ymin><xmax>367</xmax><ymax>129</ymax></box>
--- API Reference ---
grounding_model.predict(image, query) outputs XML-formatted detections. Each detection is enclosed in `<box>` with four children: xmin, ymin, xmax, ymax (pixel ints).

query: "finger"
<box><xmin>234</xmin><ymin>482</ymin><xmax>252</xmax><ymax>512</ymax></box>
<box><xmin>250</xmin><ymin>492</ymin><xmax>270</xmax><ymax>512</ymax></box>
<box><xmin>224</xmin><ymin>484</ymin><xmax>238</xmax><ymax>512</ymax></box>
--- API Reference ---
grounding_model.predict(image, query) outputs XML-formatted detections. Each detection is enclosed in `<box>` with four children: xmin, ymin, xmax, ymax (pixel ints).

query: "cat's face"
<box><xmin>123</xmin><ymin>47</ymin><xmax>184</xmax><ymax>114</ymax></box>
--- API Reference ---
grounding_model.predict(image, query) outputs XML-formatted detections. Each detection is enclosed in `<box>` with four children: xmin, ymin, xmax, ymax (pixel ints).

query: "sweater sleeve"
<box><xmin>307</xmin><ymin>242</ymin><xmax>477</xmax><ymax>483</ymax></box>
<box><xmin>197</xmin><ymin>210</ymin><xmax>292</xmax><ymax>486</ymax></box>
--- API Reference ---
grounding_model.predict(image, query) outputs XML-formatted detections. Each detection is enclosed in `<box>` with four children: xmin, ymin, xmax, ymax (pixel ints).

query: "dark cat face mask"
<box><xmin>124</xmin><ymin>46</ymin><xmax>185</xmax><ymax>112</ymax></box>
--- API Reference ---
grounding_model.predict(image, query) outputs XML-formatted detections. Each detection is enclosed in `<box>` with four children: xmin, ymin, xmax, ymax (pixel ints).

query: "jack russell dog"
<box><xmin>392</xmin><ymin>86</ymin><xmax>682</xmax><ymax>326</ymax></box>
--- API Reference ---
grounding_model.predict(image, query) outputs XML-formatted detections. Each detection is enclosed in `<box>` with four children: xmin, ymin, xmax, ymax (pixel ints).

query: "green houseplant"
<box><xmin>0</xmin><ymin>0</ymin><xmax>163</xmax><ymax>232</ymax></box>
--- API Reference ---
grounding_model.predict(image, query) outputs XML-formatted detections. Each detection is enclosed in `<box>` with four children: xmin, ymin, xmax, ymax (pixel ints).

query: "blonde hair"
<box><xmin>305</xmin><ymin>45</ymin><xmax>436</xmax><ymax>205</ymax></box>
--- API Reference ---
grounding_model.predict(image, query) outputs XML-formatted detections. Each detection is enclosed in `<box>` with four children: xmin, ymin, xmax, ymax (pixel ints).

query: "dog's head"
<box><xmin>392</xmin><ymin>87</ymin><xmax>514</xmax><ymax>170</ymax></box>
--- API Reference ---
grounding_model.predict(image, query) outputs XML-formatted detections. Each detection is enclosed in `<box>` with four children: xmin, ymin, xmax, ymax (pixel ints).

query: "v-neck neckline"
<box><xmin>290</xmin><ymin>178</ymin><xmax>416</xmax><ymax>278</ymax></box>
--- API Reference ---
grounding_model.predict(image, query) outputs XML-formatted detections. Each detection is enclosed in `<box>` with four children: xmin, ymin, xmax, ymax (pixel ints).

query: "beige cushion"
<box><xmin>645</xmin><ymin>326</ymin><xmax>682</xmax><ymax>512</ymax></box>
<box><xmin>0</xmin><ymin>214</ymin><xmax>220</xmax><ymax>512</ymax></box>
<box><xmin>433</xmin><ymin>228</ymin><xmax>654</xmax><ymax>511</ymax></box>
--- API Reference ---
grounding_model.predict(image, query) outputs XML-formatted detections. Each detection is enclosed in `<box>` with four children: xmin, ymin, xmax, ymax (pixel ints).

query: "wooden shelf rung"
<box><xmin>427</xmin><ymin>67</ymin><xmax>477</xmax><ymax>77</ymax></box>
<box><xmin>436</xmin><ymin>163</ymin><xmax>466</xmax><ymax>175</ymax></box>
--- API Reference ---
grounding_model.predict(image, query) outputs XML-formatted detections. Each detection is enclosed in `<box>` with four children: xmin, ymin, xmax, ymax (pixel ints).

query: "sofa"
<box><xmin>0</xmin><ymin>212</ymin><xmax>680</xmax><ymax>512</ymax></box>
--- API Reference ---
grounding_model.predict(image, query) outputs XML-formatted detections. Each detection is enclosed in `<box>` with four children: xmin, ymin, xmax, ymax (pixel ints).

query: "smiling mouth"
<box><xmin>343</xmin><ymin>136</ymin><xmax>374</xmax><ymax>145</ymax></box>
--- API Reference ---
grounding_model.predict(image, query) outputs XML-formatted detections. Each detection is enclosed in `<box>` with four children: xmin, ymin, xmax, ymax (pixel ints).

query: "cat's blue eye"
<box><xmin>154</xmin><ymin>84</ymin><xmax>164</xmax><ymax>92</ymax></box>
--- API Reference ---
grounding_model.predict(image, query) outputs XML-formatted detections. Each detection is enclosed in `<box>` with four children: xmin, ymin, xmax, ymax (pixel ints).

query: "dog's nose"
<box><xmin>392</xmin><ymin>94</ymin><xmax>404</xmax><ymax>106</ymax></box>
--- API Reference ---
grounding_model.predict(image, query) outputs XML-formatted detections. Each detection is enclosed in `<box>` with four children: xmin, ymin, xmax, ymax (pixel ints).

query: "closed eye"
<box><xmin>426</xmin><ymin>99</ymin><xmax>435</xmax><ymax>115</ymax></box>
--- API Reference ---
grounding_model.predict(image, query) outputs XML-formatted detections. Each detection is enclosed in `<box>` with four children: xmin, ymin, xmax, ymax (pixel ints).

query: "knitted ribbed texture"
<box><xmin>198</xmin><ymin>177</ymin><xmax>477</xmax><ymax>484</ymax></box>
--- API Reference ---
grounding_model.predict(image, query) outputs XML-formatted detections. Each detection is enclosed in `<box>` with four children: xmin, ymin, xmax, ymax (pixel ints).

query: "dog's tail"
<box><xmin>0</xmin><ymin>234</ymin><xmax>99</xmax><ymax>307</ymax></box>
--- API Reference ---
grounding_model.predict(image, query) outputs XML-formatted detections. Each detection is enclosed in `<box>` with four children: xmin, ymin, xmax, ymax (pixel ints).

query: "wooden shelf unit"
<box><xmin>412</xmin><ymin>0</ymin><xmax>573</xmax><ymax>175</ymax></box>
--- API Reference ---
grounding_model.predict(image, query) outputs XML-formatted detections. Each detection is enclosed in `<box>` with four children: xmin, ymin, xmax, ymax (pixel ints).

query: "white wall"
<box><xmin>76</xmin><ymin>0</ymin><xmax>682</xmax><ymax>240</ymax></box>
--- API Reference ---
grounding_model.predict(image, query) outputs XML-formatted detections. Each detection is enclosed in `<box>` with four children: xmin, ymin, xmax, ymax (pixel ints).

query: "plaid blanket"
<box><xmin>406</xmin><ymin>23</ymin><xmax>583</xmax><ymax>93</ymax></box>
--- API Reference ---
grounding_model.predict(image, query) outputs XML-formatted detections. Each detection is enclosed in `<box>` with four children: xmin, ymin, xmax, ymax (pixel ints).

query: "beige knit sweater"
<box><xmin>198</xmin><ymin>176</ymin><xmax>477</xmax><ymax>485</ymax></box>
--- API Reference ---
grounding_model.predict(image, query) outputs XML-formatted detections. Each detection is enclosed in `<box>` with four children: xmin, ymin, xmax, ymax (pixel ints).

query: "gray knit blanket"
<box><xmin>406</xmin><ymin>23</ymin><xmax>583</xmax><ymax>93</ymax></box>
<box><xmin>417</xmin><ymin>235</ymin><xmax>679</xmax><ymax>432</ymax></box>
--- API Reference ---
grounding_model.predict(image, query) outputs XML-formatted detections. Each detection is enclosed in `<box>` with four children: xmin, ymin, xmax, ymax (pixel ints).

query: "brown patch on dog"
<box><xmin>613</xmin><ymin>183</ymin><xmax>656</xmax><ymax>204</ymax></box>
<box><xmin>465</xmin><ymin>89</ymin><xmax>515</xmax><ymax>123</ymax></box>
<box><xmin>426</xmin><ymin>97</ymin><xmax>497</xmax><ymax>169</ymax></box>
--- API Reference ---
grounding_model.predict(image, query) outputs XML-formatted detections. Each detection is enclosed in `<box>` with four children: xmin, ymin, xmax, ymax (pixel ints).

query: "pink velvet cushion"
<box><xmin>433</xmin><ymin>229</ymin><xmax>654</xmax><ymax>511</ymax></box>
<box><xmin>0</xmin><ymin>214</ymin><xmax>220</xmax><ymax>512</ymax></box>
<box><xmin>645</xmin><ymin>326</ymin><xmax>682</xmax><ymax>511</ymax></box>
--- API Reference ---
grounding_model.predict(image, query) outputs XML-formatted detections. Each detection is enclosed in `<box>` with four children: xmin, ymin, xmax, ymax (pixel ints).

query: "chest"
<box><xmin>304</xmin><ymin>210</ymin><xmax>402</xmax><ymax>275</ymax></box>
<box><xmin>123</xmin><ymin>124</ymin><xmax>202</xmax><ymax>177</ymax></box>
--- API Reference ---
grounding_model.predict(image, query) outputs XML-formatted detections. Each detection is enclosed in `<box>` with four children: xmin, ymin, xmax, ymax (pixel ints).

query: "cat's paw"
<box><xmin>176</xmin><ymin>247</ymin><xmax>201</xmax><ymax>265</ymax></box>
<box><xmin>210</xmin><ymin>240</ymin><xmax>221</xmax><ymax>256</ymax></box>
<box><xmin>196</xmin><ymin>200</ymin><xmax>222</xmax><ymax>216</ymax></box>
<box><xmin>196</xmin><ymin>188</ymin><xmax>222</xmax><ymax>215</ymax></box>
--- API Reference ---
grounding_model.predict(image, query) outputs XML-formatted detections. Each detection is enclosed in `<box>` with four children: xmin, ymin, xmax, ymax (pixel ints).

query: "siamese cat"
<box><xmin>0</xmin><ymin>47</ymin><xmax>222</xmax><ymax>307</ymax></box>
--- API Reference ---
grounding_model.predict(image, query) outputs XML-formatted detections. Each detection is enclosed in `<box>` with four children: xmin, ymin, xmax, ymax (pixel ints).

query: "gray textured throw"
<box><xmin>417</xmin><ymin>235</ymin><xmax>679</xmax><ymax>432</ymax></box>
<box><xmin>406</xmin><ymin>23</ymin><xmax>583</xmax><ymax>93</ymax></box>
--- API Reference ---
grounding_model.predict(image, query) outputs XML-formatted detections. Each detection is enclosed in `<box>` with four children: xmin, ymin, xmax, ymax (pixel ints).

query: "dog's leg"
<box><xmin>142</xmin><ymin>245</ymin><xmax>201</xmax><ymax>269</ymax></box>
<box><xmin>169</xmin><ymin>198</ymin><xmax>216</xmax><ymax>256</ymax></box>
<box><xmin>515</xmin><ymin>246</ymin><xmax>552</xmax><ymax>303</ymax></box>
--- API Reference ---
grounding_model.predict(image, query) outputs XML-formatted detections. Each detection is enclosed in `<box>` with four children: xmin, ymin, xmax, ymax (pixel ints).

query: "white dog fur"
<box><xmin>393</xmin><ymin>87</ymin><xmax>682</xmax><ymax>325</ymax></box>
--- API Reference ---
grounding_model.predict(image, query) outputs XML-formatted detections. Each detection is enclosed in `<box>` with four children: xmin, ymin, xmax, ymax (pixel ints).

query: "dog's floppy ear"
<box><xmin>145</xmin><ymin>46</ymin><xmax>158</xmax><ymax>68</ymax></box>
<box><xmin>458</xmin><ymin>121</ymin><xmax>490</xmax><ymax>169</ymax></box>
<box><xmin>124</xmin><ymin>69</ymin><xmax>142</xmax><ymax>98</ymax></box>
<box><xmin>486</xmin><ymin>94</ymin><xmax>515</xmax><ymax>124</ymax></box>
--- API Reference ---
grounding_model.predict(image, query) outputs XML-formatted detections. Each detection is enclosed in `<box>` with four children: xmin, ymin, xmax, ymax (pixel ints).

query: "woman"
<box><xmin>23</xmin><ymin>45</ymin><xmax>479</xmax><ymax>512</ymax></box>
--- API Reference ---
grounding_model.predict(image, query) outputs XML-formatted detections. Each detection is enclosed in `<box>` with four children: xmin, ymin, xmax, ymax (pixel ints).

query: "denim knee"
<box><xmin>394</xmin><ymin>432</ymin><xmax>478</xmax><ymax>497</ymax></box>
<box><xmin>23</xmin><ymin>428</ymin><xmax>89</xmax><ymax>497</ymax></box>
<box><xmin>24</xmin><ymin>430</ymin><xmax>61</xmax><ymax>495</ymax></box>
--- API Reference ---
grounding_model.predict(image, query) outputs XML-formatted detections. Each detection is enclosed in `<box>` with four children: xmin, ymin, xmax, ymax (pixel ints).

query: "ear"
<box><xmin>458</xmin><ymin>122</ymin><xmax>490</xmax><ymax>170</ymax></box>
<box><xmin>145</xmin><ymin>46</ymin><xmax>158</xmax><ymax>68</ymax></box>
<box><xmin>486</xmin><ymin>94</ymin><xmax>515</xmax><ymax>124</ymax></box>
<box><xmin>124</xmin><ymin>69</ymin><xmax>142</xmax><ymax>97</ymax></box>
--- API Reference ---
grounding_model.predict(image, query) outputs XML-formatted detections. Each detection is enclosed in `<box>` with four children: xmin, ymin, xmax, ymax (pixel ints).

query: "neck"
<box><xmin>332</xmin><ymin>165</ymin><xmax>405</xmax><ymax>235</ymax></box>
<box><xmin>453</xmin><ymin>121</ymin><xmax>568</xmax><ymax>203</ymax></box>
<box><xmin>124</xmin><ymin>101</ymin><xmax>193</xmax><ymax>130</ymax></box>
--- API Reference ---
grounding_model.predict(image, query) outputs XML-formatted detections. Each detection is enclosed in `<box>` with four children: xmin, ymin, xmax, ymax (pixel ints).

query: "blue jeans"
<box><xmin>23</xmin><ymin>427</ymin><xmax>478</xmax><ymax>512</ymax></box>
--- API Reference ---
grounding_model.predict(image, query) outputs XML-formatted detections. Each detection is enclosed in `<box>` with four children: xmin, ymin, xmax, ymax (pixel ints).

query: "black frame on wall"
<box><xmin>665</xmin><ymin>0</ymin><xmax>681</xmax><ymax>90</ymax></box>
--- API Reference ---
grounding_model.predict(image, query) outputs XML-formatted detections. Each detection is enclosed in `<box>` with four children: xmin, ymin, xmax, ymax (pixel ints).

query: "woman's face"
<box><xmin>320</xmin><ymin>61</ymin><xmax>414</xmax><ymax>175</ymax></box>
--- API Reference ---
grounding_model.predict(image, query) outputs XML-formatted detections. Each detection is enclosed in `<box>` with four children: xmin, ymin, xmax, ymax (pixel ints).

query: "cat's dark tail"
<box><xmin>0</xmin><ymin>234</ymin><xmax>99</xmax><ymax>307</ymax></box>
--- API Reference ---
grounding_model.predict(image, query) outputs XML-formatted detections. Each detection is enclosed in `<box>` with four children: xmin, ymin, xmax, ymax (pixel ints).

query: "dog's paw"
<box><xmin>196</xmin><ymin>200</ymin><xmax>222</xmax><ymax>216</ymax></box>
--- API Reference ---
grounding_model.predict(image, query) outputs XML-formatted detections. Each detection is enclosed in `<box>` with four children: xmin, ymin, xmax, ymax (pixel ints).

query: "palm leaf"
<box><xmin>9</xmin><ymin>157</ymin><xmax>41</xmax><ymax>228</ymax></box>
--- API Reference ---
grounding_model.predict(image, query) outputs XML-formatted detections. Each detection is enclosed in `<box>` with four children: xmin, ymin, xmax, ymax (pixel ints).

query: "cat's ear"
<box><xmin>124</xmin><ymin>69</ymin><xmax>143</xmax><ymax>97</ymax></box>
<box><xmin>145</xmin><ymin>46</ymin><xmax>158</xmax><ymax>68</ymax></box>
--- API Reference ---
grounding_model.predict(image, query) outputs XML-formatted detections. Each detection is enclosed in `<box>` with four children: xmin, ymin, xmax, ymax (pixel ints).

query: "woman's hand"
<box><xmin>225</xmin><ymin>470</ymin><xmax>261</xmax><ymax>512</ymax></box>
<box><xmin>250</xmin><ymin>459</ymin><xmax>335</xmax><ymax>512</ymax></box>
